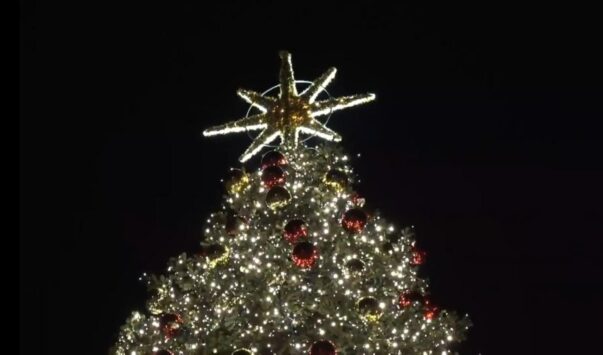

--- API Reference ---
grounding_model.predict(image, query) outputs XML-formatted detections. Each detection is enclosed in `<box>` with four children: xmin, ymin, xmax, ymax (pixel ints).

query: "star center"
<box><xmin>269</xmin><ymin>96</ymin><xmax>312</xmax><ymax>133</ymax></box>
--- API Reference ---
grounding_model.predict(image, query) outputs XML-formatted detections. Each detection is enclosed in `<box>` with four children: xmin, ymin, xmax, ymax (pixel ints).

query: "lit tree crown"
<box><xmin>112</xmin><ymin>52</ymin><xmax>470</xmax><ymax>355</ymax></box>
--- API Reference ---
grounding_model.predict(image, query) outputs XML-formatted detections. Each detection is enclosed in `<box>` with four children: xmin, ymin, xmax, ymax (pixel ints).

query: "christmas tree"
<box><xmin>112</xmin><ymin>51</ymin><xmax>470</xmax><ymax>355</ymax></box>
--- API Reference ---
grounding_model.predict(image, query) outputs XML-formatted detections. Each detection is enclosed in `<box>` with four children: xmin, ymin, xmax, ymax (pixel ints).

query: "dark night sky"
<box><xmin>20</xmin><ymin>2</ymin><xmax>603</xmax><ymax>354</ymax></box>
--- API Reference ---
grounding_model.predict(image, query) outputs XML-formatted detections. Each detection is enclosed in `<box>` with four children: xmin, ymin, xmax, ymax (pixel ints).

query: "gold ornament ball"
<box><xmin>357</xmin><ymin>296</ymin><xmax>383</xmax><ymax>322</ymax></box>
<box><xmin>323</xmin><ymin>169</ymin><xmax>348</xmax><ymax>192</ymax></box>
<box><xmin>147</xmin><ymin>302</ymin><xmax>163</xmax><ymax>315</ymax></box>
<box><xmin>200</xmin><ymin>244</ymin><xmax>230</xmax><ymax>268</ymax></box>
<box><xmin>265</xmin><ymin>186</ymin><xmax>291</xmax><ymax>209</ymax></box>
<box><xmin>224</xmin><ymin>168</ymin><xmax>250</xmax><ymax>194</ymax></box>
<box><xmin>345</xmin><ymin>258</ymin><xmax>365</xmax><ymax>274</ymax></box>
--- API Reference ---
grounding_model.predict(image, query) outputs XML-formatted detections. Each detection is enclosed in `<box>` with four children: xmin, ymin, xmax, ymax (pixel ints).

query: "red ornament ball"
<box><xmin>292</xmin><ymin>241</ymin><xmax>318</xmax><ymax>268</ymax></box>
<box><xmin>410</xmin><ymin>247</ymin><xmax>426</xmax><ymax>266</ymax></box>
<box><xmin>261</xmin><ymin>151</ymin><xmax>288</xmax><ymax>169</ymax></box>
<box><xmin>155</xmin><ymin>350</ymin><xmax>174</xmax><ymax>355</ymax></box>
<box><xmin>341</xmin><ymin>208</ymin><xmax>368</xmax><ymax>234</ymax></box>
<box><xmin>283</xmin><ymin>219</ymin><xmax>308</xmax><ymax>244</ymax></box>
<box><xmin>309</xmin><ymin>340</ymin><xmax>337</xmax><ymax>355</ymax></box>
<box><xmin>423</xmin><ymin>300</ymin><xmax>440</xmax><ymax>320</ymax></box>
<box><xmin>398</xmin><ymin>291</ymin><xmax>423</xmax><ymax>309</ymax></box>
<box><xmin>159</xmin><ymin>313</ymin><xmax>183</xmax><ymax>339</ymax></box>
<box><xmin>262</xmin><ymin>165</ymin><xmax>286</xmax><ymax>188</ymax></box>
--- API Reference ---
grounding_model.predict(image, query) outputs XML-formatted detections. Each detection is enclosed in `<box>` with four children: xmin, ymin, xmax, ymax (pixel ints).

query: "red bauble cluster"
<box><xmin>261</xmin><ymin>151</ymin><xmax>288</xmax><ymax>169</ymax></box>
<box><xmin>261</xmin><ymin>151</ymin><xmax>291</xmax><ymax>208</ymax></box>
<box><xmin>423</xmin><ymin>300</ymin><xmax>440</xmax><ymax>320</ymax></box>
<box><xmin>309</xmin><ymin>340</ymin><xmax>337</xmax><ymax>355</ymax></box>
<box><xmin>159</xmin><ymin>313</ymin><xmax>183</xmax><ymax>339</ymax></box>
<box><xmin>283</xmin><ymin>219</ymin><xmax>315</xmax><ymax>268</ymax></box>
<box><xmin>410</xmin><ymin>247</ymin><xmax>426</xmax><ymax>266</ymax></box>
<box><xmin>292</xmin><ymin>241</ymin><xmax>318</xmax><ymax>268</ymax></box>
<box><xmin>341</xmin><ymin>208</ymin><xmax>368</xmax><ymax>234</ymax></box>
<box><xmin>262</xmin><ymin>165</ymin><xmax>286</xmax><ymax>188</ymax></box>
<box><xmin>283</xmin><ymin>219</ymin><xmax>308</xmax><ymax>244</ymax></box>
<box><xmin>398</xmin><ymin>292</ymin><xmax>440</xmax><ymax>320</ymax></box>
<box><xmin>398</xmin><ymin>291</ymin><xmax>423</xmax><ymax>309</ymax></box>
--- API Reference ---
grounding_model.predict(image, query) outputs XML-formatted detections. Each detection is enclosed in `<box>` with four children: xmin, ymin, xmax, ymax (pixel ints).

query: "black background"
<box><xmin>20</xmin><ymin>2</ymin><xmax>603</xmax><ymax>354</ymax></box>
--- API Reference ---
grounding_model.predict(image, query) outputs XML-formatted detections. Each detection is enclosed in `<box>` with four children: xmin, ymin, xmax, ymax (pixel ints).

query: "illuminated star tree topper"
<box><xmin>203</xmin><ymin>51</ymin><xmax>376</xmax><ymax>162</ymax></box>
